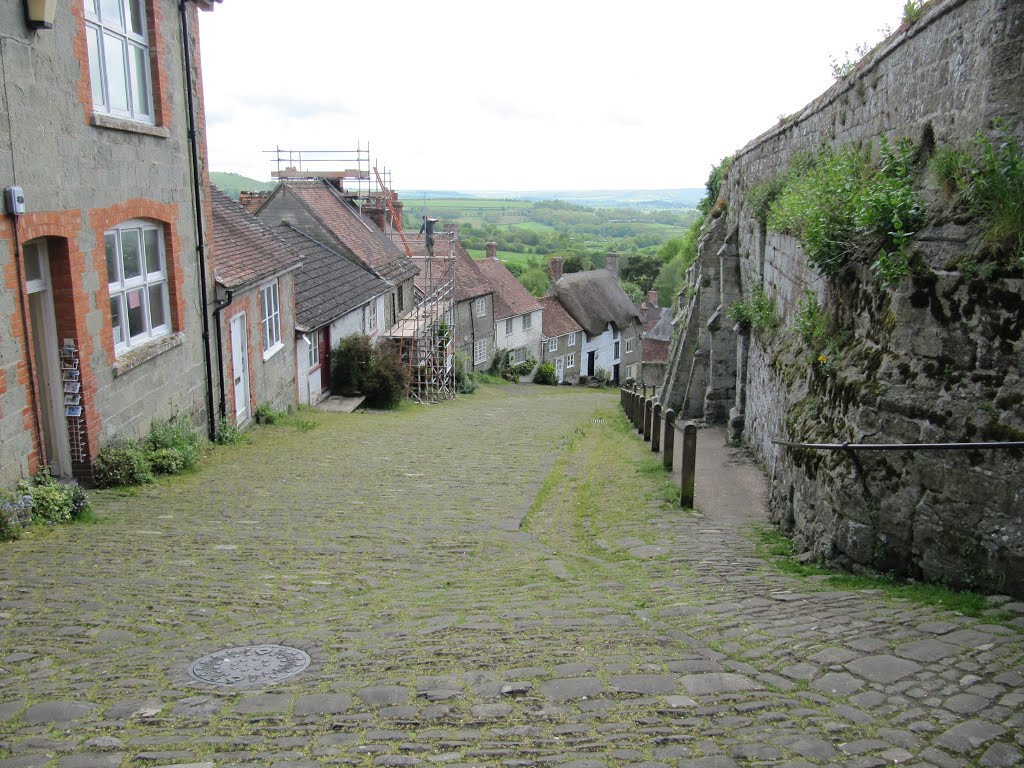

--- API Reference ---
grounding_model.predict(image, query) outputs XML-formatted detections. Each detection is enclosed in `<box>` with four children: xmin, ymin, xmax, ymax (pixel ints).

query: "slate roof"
<box><xmin>539</xmin><ymin>296</ymin><xmax>582</xmax><ymax>339</ymax></box>
<box><xmin>272</xmin><ymin>222</ymin><xmax>390</xmax><ymax>333</ymax></box>
<box><xmin>278</xmin><ymin>181</ymin><xmax>419</xmax><ymax>286</ymax></box>
<box><xmin>476</xmin><ymin>257</ymin><xmax>543</xmax><ymax>321</ymax></box>
<box><xmin>550</xmin><ymin>268</ymin><xmax>642</xmax><ymax>337</ymax></box>
<box><xmin>210</xmin><ymin>185</ymin><xmax>303</xmax><ymax>290</ymax></box>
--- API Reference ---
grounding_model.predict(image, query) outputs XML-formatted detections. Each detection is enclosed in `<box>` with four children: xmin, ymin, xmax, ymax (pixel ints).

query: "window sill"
<box><xmin>91</xmin><ymin>113</ymin><xmax>169</xmax><ymax>139</ymax></box>
<box><xmin>263</xmin><ymin>342</ymin><xmax>284</xmax><ymax>362</ymax></box>
<box><xmin>113</xmin><ymin>332</ymin><xmax>184</xmax><ymax>377</ymax></box>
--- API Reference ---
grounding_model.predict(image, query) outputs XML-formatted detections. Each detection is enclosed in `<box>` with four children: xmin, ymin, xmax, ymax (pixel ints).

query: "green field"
<box><xmin>466</xmin><ymin>248</ymin><xmax>536</xmax><ymax>269</ymax></box>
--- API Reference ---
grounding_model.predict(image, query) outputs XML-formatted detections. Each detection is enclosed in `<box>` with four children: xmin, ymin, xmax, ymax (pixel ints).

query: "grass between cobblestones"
<box><xmin>749</xmin><ymin>523</ymin><xmax>1022</xmax><ymax>627</ymax></box>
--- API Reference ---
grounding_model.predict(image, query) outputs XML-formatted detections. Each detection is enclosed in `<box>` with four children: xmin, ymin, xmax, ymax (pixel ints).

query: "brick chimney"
<box><xmin>605</xmin><ymin>251</ymin><xmax>619</xmax><ymax>276</ymax></box>
<box><xmin>390</xmin><ymin>194</ymin><xmax>403</xmax><ymax>231</ymax></box>
<box><xmin>363</xmin><ymin>199</ymin><xmax>386</xmax><ymax>231</ymax></box>
<box><xmin>238</xmin><ymin>190</ymin><xmax>269</xmax><ymax>214</ymax></box>
<box><xmin>548</xmin><ymin>256</ymin><xmax>564</xmax><ymax>283</ymax></box>
<box><xmin>647</xmin><ymin>289</ymin><xmax>658</xmax><ymax>307</ymax></box>
<box><xmin>486</xmin><ymin>241</ymin><xmax>498</xmax><ymax>259</ymax></box>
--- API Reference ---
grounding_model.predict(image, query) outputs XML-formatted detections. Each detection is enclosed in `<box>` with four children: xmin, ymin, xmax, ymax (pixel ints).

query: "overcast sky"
<box><xmin>198</xmin><ymin>0</ymin><xmax>910</xmax><ymax>192</ymax></box>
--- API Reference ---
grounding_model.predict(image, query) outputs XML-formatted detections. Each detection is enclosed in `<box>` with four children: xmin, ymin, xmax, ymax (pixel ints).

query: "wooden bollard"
<box><xmin>637</xmin><ymin>397</ymin><xmax>646</xmax><ymax>432</ymax></box>
<box><xmin>652</xmin><ymin>402</ymin><xmax>661</xmax><ymax>452</ymax></box>
<box><xmin>663</xmin><ymin>409</ymin><xmax>675</xmax><ymax>471</ymax></box>
<box><xmin>680</xmin><ymin>422</ymin><xmax>697</xmax><ymax>508</ymax></box>
<box><xmin>643</xmin><ymin>398</ymin><xmax>652</xmax><ymax>442</ymax></box>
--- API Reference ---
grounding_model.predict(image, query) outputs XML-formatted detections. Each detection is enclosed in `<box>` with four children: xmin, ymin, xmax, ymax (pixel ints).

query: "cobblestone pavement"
<box><xmin>1</xmin><ymin>386</ymin><xmax>1022</xmax><ymax>767</ymax></box>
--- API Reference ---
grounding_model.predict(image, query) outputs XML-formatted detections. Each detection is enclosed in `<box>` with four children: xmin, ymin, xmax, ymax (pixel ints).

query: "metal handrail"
<box><xmin>772</xmin><ymin>439</ymin><xmax>1024</xmax><ymax>451</ymax></box>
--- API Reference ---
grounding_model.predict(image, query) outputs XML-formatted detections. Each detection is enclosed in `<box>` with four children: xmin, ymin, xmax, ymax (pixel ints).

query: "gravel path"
<box><xmin>1</xmin><ymin>385</ymin><xmax>1021</xmax><ymax>767</ymax></box>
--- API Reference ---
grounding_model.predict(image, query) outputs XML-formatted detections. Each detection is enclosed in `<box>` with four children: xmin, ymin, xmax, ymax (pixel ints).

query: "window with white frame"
<box><xmin>568</xmin><ymin>332</ymin><xmax>576</xmax><ymax>347</ymax></box>
<box><xmin>612</xmin><ymin>327</ymin><xmax>619</xmax><ymax>339</ymax></box>
<box><xmin>105</xmin><ymin>219</ymin><xmax>170</xmax><ymax>353</ymax></box>
<box><xmin>566</xmin><ymin>352</ymin><xmax>575</xmax><ymax>368</ymax></box>
<box><xmin>474</xmin><ymin>297</ymin><xmax>486</xmax><ymax>317</ymax></box>
<box><xmin>473</xmin><ymin>339</ymin><xmax>487</xmax><ymax>365</ymax></box>
<box><xmin>522</xmin><ymin>312</ymin><xmax>532</xmax><ymax>331</ymax></box>
<box><xmin>84</xmin><ymin>0</ymin><xmax>155</xmax><ymax>124</ymax></box>
<box><xmin>260</xmin><ymin>281</ymin><xmax>282</xmax><ymax>358</ymax></box>
<box><xmin>308</xmin><ymin>332</ymin><xmax>320</xmax><ymax>368</ymax></box>
<box><xmin>515</xmin><ymin>347</ymin><xmax>526</xmax><ymax>363</ymax></box>
<box><xmin>548</xmin><ymin>337</ymin><xmax>558</xmax><ymax>353</ymax></box>
<box><xmin>625</xmin><ymin>338</ymin><xmax>634</xmax><ymax>354</ymax></box>
<box><xmin>614</xmin><ymin>340</ymin><xmax>620</xmax><ymax>359</ymax></box>
<box><xmin>505</xmin><ymin>318</ymin><xmax>513</xmax><ymax>335</ymax></box>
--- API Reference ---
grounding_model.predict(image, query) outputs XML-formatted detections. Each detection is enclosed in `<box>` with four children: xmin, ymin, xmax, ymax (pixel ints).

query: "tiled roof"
<box><xmin>475</xmin><ymin>257</ymin><xmax>543</xmax><ymax>321</ymax></box>
<box><xmin>210</xmin><ymin>185</ymin><xmax>303</xmax><ymax>290</ymax></box>
<box><xmin>407</xmin><ymin>237</ymin><xmax>492</xmax><ymax>302</ymax></box>
<box><xmin>539</xmin><ymin>296</ymin><xmax>582</xmax><ymax>339</ymax></box>
<box><xmin>273</xmin><ymin>222</ymin><xmax>390</xmax><ymax>333</ymax></box>
<box><xmin>282</xmin><ymin>181</ymin><xmax>418</xmax><ymax>285</ymax></box>
<box><xmin>643</xmin><ymin>338</ymin><xmax>671</xmax><ymax>363</ymax></box>
<box><xmin>550</xmin><ymin>268</ymin><xmax>642</xmax><ymax>337</ymax></box>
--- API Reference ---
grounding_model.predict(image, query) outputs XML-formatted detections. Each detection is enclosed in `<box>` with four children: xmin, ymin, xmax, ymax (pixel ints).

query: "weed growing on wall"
<box><xmin>727</xmin><ymin>284</ymin><xmax>780</xmax><ymax>336</ymax></box>
<box><xmin>931</xmin><ymin>123</ymin><xmax>1024</xmax><ymax>268</ymax></box>
<box><xmin>767</xmin><ymin>137</ymin><xmax>926</xmax><ymax>284</ymax></box>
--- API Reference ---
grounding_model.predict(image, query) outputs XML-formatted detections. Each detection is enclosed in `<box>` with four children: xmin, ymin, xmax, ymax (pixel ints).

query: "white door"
<box><xmin>24</xmin><ymin>240</ymin><xmax>72</xmax><ymax>477</ymax></box>
<box><xmin>230</xmin><ymin>312</ymin><xmax>250</xmax><ymax>422</ymax></box>
<box><xmin>555</xmin><ymin>357</ymin><xmax>564</xmax><ymax>383</ymax></box>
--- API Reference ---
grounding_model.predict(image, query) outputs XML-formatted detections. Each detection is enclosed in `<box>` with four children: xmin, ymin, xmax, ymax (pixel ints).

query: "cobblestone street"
<box><xmin>1</xmin><ymin>385</ymin><xmax>1022</xmax><ymax>767</ymax></box>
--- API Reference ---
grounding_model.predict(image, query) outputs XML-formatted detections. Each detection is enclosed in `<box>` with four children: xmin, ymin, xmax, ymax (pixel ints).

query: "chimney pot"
<box><xmin>605</xmin><ymin>251</ymin><xmax>620</xmax><ymax>277</ymax></box>
<box><xmin>647</xmin><ymin>289</ymin><xmax>658</xmax><ymax>306</ymax></box>
<box><xmin>549</xmin><ymin>256</ymin><xmax>564</xmax><ymax>283</ymax></box>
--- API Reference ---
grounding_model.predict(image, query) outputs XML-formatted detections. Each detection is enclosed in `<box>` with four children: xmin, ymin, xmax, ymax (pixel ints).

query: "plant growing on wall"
<box><xmin>931</xmin><ymin>122</ymin><xmax>1024</xmax><ymax>268</ymax></box>
<box><xmin>766</xmin><ymin>137</ymin><xmax>926</xmax><ymax>285</ymax></box>
<box><xmin>727</xmin><ymin>284</ymin><xmax>779</xmax><ymax>336</ymax></box>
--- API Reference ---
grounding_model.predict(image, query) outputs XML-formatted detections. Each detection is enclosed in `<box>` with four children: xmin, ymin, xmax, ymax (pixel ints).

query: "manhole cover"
<box><xmin>189</xmin><ymin>644</ymin><xmax>311</xmax><ymax>686</ymax></box>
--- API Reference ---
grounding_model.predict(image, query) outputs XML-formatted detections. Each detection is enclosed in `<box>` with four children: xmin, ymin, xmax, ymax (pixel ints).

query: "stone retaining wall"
<box><xmin>662</xmin><ymin>0</ymin><xmax>1024</xmax><ymax>594</ymax></box>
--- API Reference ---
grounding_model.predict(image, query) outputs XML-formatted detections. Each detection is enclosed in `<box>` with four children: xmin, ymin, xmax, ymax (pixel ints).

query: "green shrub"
<box><xmin>533</xmin><ymin>362</ymin><xmax>557</xmax><ymax>385</ymax></box>
<box><xmin>744</xmin><ymin>176</ymin><xmax>785</xmax><ymax>223</ymax></box>
<box><xmin>0</xmin><ymin>491</ymin><xmax>32</xmax><ymax>541</ymax></box>
<box><xmin>147</xmin><ymin>447</ymin><xmax>185</xmax><ymax>475</ymax></box>
<box><xmin>767</xmin><ymin>137</ymin><xmax>926</xmax><ymax>283</ymax></box>
<box><xmin>331</xmin><ymin>333</ymin><xmax>374</xmax><ymax>395</ymax></box>
<box><xmin>454</xmin><ymin>351</ymin><xmax>478</xmax><ymax>394</ymax></box>
<box><xmin>145</xmin><ymin>414</ymin><xmax>202</xmax><ymax>471</ymax></box>
<box><xmin>26</xmin><ymin>483</ymin><xmax>73</xmax><ymax>523</ymax></box>
<box><xmin>365</xmin><ymin>341</ymin><xmax>410</xmax><ymax>409</ymax></box>
<box><xmin>68</xmin><ymin>485</ymin><xmax>91</xmax><ymax>520</ymax></box>
<box><xmin>727</xmin><ymin>284</ymin><xmax>780</xmax><ymax>335</ymax></box>
<box><xmin>93</xmin><ymin>442</ymin><xmax>153</xmax><ymax>488</ymax></box>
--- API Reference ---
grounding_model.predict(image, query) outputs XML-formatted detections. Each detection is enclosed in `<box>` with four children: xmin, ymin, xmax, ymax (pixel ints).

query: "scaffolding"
<box><xmin>389</xmin><ymin>229</ymin><xmax>456</xmax><ymax>403</ymax></box>
<box><xmin>265</xmin><ymin>144</ymin><xmax>456</xmax><ymax>403</ymax></box>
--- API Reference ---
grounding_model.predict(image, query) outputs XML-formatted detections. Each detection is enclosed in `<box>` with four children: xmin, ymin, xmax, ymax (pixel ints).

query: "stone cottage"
<box><xmin>0</xmin><ymin>0</ymin><xmax>220</xmax><ymax>484</ymax></box>
<box><xmin>476</xmin><ymin>243</ymin><xmax>543</xmax><ymax>375</ymax></box>
<box><xmin>539</xmin><ymin>296</ymin><xmax>583</xmax><ymax>384</ymax></box>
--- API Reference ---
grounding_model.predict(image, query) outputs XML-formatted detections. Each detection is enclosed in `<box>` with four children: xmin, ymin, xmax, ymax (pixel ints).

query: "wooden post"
<box><xmin>663</xmin><ymin>409</ymin><xmax>675</xmax><ymax>471</ymax></box>
<box><xmin>643</xmin><ymin>397</ymin><xmax>652</xmax><ymax>442</ymax></box>
<box><xmin>620</xmin><ymin>386</ymin><xmax>626</xmax><ymax>410</ymax></box>
<box><xmin>652</xmin><ymin>402</ymin><xmax>661</xmax><ymax>452</ymax></box>
<box><xmin>636</xmin><ymin>397</ymin><xmax>646</xmax><ymax>432</ymax></box>
<box><xmin>680</xmin><ymin>422</ymin><xmax>697</xmax><ymax>508</ymax></box>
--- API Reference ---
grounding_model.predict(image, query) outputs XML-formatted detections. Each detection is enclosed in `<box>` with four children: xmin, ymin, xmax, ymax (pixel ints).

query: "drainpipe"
<box><xmin>211</xmin><ymin>288</ymin><xmax>233</xmax><ymax>421</ymax></box>
<box><xmin>178</xmin><ymin>0</ymin><xmax>217</xmax><ymax>441</ymax></box>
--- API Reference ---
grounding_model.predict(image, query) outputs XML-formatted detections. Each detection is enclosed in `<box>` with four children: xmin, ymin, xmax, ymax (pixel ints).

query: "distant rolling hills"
<box><xmin>210</xmin><ymin>172</ymin><xmax>702</xmax><ymax>210</ymax></box>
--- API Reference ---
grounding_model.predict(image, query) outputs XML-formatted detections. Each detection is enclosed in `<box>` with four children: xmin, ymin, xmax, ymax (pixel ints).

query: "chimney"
<box><xmin>548</xmin><ymin>256</ymin><xmax>564</xmax><ymax>283</ymax></box>
<box><xmin>486</xmin><ymin>241</ymin><xmax>498</xmax><ymax>260</ymax></box>
<box><xmin>647</xmin><ymin>289</ymin><xmax>658</xmax><ymax>307</ymax></box>
<box><xmin>363</xmin><ymin>200</ymin><xmax>386</xmax><ymax>231</ymax></box>
<box><xmin>605</xmin><ymin>251</ymin><xmax>619</xmax><ymax>276</ymax></box>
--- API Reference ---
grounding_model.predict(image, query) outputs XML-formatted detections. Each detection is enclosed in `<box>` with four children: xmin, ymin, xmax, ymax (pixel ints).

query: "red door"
<box><xmin>318</xmin><ymin>327</ymin><xmax>331</xmax><ymax>393</ymax></box>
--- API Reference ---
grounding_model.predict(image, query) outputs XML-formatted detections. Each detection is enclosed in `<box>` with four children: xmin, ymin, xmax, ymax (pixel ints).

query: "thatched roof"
<box><xmin>550</xmin><ymin>269</ymin><xmax>642</xmax><ymax>337</ymax></box>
